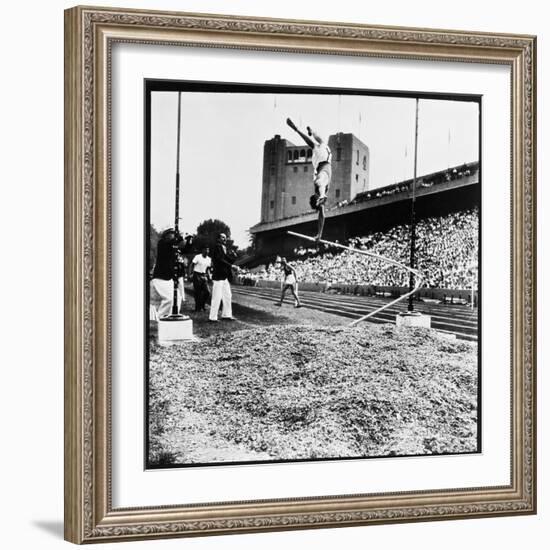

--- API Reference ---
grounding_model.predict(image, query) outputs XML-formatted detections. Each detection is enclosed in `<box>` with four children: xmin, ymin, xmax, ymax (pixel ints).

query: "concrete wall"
<box><xmin>254</xmin><ymin>279</ymin><xmax>330</xmax><ymax>293</ymax></box>
<box><xmin>262</xmin><ymin>135</ymin><xmax>295</xmax><ymax>222</ymax></box>
<box><xmin>282</xmin><ymin>154</ymin><xmax>313</xmax><ymax>218</ymax></box>
<box><xmin>328</xmin><ymin>133</ymin><xmax>352</xmax><ymax>206</ymax></box>
<box><xmin>349</xmin><ymin>134</ymin><xmax>370</xmax><ymax>195</ymax></box>
<box><xmin>235</xmin><ymin>277</ymin><xmax>478</xmax><ymax>305</ymax></box>
<box><xmin>327</xmin><ymin>283</ymin><xmax>478</xmax><ymax>305</ymax></box>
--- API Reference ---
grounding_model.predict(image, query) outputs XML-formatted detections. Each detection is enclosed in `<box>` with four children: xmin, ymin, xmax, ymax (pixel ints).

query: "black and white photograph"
<box><xmin>146</xmin><ymin>81</ymin><xmax>481</xmax><ymax>468</ymax></box>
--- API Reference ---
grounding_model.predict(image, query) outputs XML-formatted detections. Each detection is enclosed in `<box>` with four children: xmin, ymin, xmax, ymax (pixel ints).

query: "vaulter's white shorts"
<box><xmin>150</xmin><ymin>277</ymin><xmax>185</xmax><ymax>319</ymax></box>
<box><xmin>314</xmin><ymin>163</ymin><xmax>332</xmax><ymax>199</ymax></box>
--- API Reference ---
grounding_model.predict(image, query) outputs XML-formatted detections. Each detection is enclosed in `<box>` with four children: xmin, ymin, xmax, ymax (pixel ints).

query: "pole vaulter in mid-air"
<box><xmin>286</xmin><ymin>118</ymin><xmax>332</xmax><ymax>242</ymax></box>
<box><xmin>284</xmin><ymin>116</ymin><xmax>424</xmax><ymax>325</ymax></box>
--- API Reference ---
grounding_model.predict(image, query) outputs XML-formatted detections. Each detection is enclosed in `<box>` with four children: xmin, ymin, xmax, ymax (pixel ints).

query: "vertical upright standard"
<box><xmin>171</xmin><ymin>91</ymin><xmax>183</xmax><ymax>317</ymax></box>
<box><xmin>407</xmin><ymin>98</ymin><xmax>420</xmax><ymax>312</ymax></box>
<box><xmin>158</xmin><ymin>91</ymin><xmax>193</xmax><ymax>342</ymax></box>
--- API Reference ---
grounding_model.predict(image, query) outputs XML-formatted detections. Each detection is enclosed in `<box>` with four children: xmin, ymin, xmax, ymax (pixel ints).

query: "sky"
<box><xmin>150</xmin><ymin>91</ymin><xmax>479</xmax><ymax>248</ymax></box>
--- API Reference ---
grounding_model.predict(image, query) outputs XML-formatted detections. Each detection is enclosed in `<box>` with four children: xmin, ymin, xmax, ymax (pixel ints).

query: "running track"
<box><xmin>232</xmin><ymin>285</ymin><xmax>479</xmax><ymax>342</ymax></box>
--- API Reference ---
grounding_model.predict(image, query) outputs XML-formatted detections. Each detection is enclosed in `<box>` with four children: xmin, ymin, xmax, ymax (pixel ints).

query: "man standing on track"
<box><xmin>275</xmin><ymin>257</ymin><xmax>302</xmax><ymax>308</ymax></box>
<box><xmin>286</xmin><ymin>117</ymin><xmax>332</xmax><ymax>241</ymax></box>
<box><xmin>189</xmin><ymin>245</ymin><xmax>212</xmax><ymax>312</ymax></box>
<box><xmin>209</xmin><ymin>233</ymin><xmax>239</xmax><ymax>322</ymax></box>
<box><xmin>150</xmin><ymin>228</ymin><xmax>186</xmax><ymax>318</ymax></box>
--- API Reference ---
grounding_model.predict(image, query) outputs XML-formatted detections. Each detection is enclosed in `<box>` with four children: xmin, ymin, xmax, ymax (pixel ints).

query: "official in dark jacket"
<box><xmin>209</xmin><ymin>233</ymin><xmax>238</xmax><ymax>321</ymax></box>
<box><xmin>150</xmin><ymin>229</ymin><xmax>186</xmax><ymax>318</ymax></box>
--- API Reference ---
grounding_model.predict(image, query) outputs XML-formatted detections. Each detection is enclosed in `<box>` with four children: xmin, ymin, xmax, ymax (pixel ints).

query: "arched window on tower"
<box><xmin>293</xmin><ymin>150</ymin><xmax>299</xmax><ymax>161</ymax></box>
<box><xmin>307</xmin><ymin>149</ymin><xmax>312</xmax><ymax>159</ymax></box>
<box><xmin>299</xmin><ymin>149</ymin><xmax>306</xmax><ymax>160</ymax></box>
<box><xmin>363</xmin><ymin>155</ymin><xmax>367</xmax><ymax>170</ymax></box>
<box><xmin>287</xmin><ymin>150</ymin><xmax>292</xmax><ymax>162</ymax></box>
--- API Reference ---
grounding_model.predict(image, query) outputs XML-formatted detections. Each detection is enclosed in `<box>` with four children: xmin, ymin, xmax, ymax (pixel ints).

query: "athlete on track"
<box><xmin>275</xmin><ymin>257</ymin><xmax>302</xmax><ymax>308</ymax></box>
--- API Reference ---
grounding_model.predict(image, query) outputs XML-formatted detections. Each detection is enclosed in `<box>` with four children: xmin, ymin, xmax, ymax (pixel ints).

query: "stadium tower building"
<box><xmin>261</xmin><ymin>133</ymin><xmax>370</xmax><ymax>223</ymax></box>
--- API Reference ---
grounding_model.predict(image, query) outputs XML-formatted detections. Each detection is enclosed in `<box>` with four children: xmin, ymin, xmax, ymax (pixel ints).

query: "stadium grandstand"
<box><xmin>246</xmin><ymin>159</ymin><xmax>479</xmax><ymax>262</ymax></box>
<box><xmin>241</xmin><ymin>208</ymin><xmax>478</xmax><ymax>291</ymax></box>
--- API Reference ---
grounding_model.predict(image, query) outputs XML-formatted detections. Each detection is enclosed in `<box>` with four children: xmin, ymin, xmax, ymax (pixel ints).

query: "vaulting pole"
<box><xmin>287</xmin><ymin>230</ymin><xmax>424</xmax><ymax>326</ymax></box>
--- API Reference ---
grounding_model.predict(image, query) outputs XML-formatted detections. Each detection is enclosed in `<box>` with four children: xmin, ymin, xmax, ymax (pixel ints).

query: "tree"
<box><xmin>234</xmin><ymin>232</ymin><xmax>257</xmax><ymax>261</ymax></box>
<box><xmin>194</xmin><ymin>219</ymin><xmax>232</xmax><ymax>250</ymax></box>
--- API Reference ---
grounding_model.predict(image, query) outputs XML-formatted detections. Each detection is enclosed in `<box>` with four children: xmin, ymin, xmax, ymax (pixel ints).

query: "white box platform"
<box><xmin>158</xmin><ymin>316</ymin><xmax>194</xmax><ymax>345</ymax></box>
<box><xmin>396</xmin><ymin>312</ymin><xmax>432</xmax><ymax>329</ymax></box>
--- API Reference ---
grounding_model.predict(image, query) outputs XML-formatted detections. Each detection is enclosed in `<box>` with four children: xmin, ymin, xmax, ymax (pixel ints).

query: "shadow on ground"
<box><xmin>32</xmin><ymin>520</ymin><xmax>64</xmax><ymax>539</ymax></box>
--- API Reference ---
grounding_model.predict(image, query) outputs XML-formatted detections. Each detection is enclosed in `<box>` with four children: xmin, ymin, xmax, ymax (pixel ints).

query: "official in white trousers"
<box><xmin>150</xmin><ymin>277</ymin><xmax>185</xmax><ymax>319</ymax></box>
<box><xmin>150</xmin><ymin>228</ymin><xmax>187</xmax><ymax>320</ymax></box>
<box><xmin>209</xmin><ymin>279</ymin><xmax>232</xmax><ymax>321</ymax></box>
<box><xmin>209</xmin><ymin>232</ymin><xmax>238</xmax><ymax>322</ymax></box>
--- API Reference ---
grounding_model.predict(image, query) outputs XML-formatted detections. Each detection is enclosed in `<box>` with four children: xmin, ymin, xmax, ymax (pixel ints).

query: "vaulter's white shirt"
<box><xmin>192</xmin><ymin>254</ymin><xmax>212</xmax><ymax>274</ymax></box>
<box><xmin>311</xmin><ymin>141</ymin><xmax>332</xmax><ymax>173</ymax></box>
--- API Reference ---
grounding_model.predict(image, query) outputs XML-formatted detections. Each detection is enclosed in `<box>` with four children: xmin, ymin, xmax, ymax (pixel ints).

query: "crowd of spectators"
<box><xmin>348</xmin><ymin>163</ymin><xmax>476</xmax><ymax>207</ymax></box>
<box><xmin>243</xmin><ymin>208</ymin><xmax>479</xmax><ymax>290</ymax></box>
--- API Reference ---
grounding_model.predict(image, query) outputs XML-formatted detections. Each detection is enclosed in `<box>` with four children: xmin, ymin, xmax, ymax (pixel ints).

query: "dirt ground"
<box><xmin>148</xmin><ymin>308</ymin><xmax>478</xmax><ymax>466</ymax></box>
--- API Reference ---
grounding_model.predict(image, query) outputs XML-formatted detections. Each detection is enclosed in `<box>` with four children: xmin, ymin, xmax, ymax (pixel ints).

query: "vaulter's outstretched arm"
<box><xmin>286</xmin><ymin>118</ymin><xmax>315</xmax><ymax>148</ymax></box>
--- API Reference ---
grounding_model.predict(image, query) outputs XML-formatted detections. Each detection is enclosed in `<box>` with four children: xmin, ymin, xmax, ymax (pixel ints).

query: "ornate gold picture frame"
<box><xmin>64</xmin><ymin>5</ymin><xmax>536</xmax><ymax>544</ymax></box>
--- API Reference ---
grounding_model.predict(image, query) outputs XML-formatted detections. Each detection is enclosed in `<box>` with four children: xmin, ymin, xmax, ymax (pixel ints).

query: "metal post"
<box><xmin>171</xmin><ymin>91</ymin><xmax>182</xmax><ymax>316</ymax></box>
<box><xmin>407</xmin><ymin>98</ymin><xmax>419</xmax><ymax>312</ymax></box>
